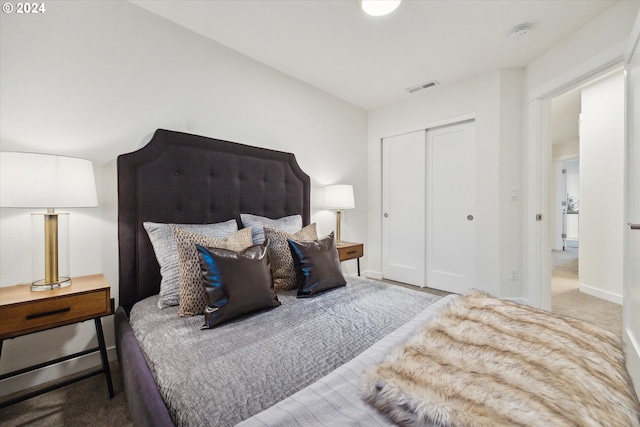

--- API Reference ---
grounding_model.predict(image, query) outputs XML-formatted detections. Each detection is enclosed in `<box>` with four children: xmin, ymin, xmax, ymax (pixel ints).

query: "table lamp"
<box><xmin>0</xmin><ymin>152</ymin><xmax>98</xmax><ymax>291</ymax></box>
<box><xmin>323</xmin><ymin>184</ymin><xmax>355</xmax><ymax>243</ymax></box>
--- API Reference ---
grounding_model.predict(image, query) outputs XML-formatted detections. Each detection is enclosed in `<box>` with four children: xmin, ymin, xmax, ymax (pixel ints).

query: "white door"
<box><xmin>426</xmin><ymin>121</ymin><xmax>476</xmax><ymax>294</ymax></box>
<box><xmin>624</xmin><ymin>11</ymin><xmax>640</xmax><ymax>392</ymax></box>
<box><xmin>382</xmin><ymin>121</ymin><xmax>476</xmax><ymax>293</ymax></box>
<box><xmin>382</xmin><ymin>130</ymin><xmax>426</xmax><ymax>286</ymax></box>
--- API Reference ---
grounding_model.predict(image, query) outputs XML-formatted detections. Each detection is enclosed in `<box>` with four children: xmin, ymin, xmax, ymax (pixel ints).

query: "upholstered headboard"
<box><xmin>117</xmin><ymin>129</ymin><xmax>310</xmax><ymax>313</ymax></box>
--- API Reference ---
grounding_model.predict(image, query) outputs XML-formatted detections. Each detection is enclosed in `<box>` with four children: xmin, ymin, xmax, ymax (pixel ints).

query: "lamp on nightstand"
<box><xmin>323</xmin><ymin>184</ymin><xmax>355</xmax><ymax>243</ymax></box>
<box><xmin>0</xmin><ymin>152</ymin><xmax>98</xmax><ymax>291</ymax></box>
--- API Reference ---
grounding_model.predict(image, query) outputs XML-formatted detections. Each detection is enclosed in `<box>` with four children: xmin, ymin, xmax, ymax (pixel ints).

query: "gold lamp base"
<box><xmin>31</xmin><ymin>277</ymin><xmax>71</xmax><ymax>291</ymax></box>
<box><xmin>30</xmin><ymin>210</ymin><xmax>71</xmax><ymax>292</ymax></box>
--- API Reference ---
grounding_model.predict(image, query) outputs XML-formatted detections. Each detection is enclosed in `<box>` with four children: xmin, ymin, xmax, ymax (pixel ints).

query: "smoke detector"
<box><xmin>509</xmin><ymin>24</ymin><xmax>532</xmax><ymax>40</ymax></box>
<box><xmin>405</xmin><ymin>80</ymin><xmax>439</xmax><ymax>94</ymax></box>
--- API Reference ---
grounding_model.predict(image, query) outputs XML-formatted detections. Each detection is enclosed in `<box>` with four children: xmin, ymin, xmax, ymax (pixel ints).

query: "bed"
<box><xmin>114</xmin><ymin>129</ymin><xmax>640</xmax><ymax>427</ymax></box>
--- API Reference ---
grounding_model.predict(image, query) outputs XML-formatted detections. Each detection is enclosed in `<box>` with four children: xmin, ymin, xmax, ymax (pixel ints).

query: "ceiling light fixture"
<box><xmin>362</xmin><ymin>0</ymin><xmax>401</xmax><ymax>17</ymax></box>
<box><xmin>509</xmin><ymin>24</ymin><xmax>532</xmax><ymax>40</ymax></box>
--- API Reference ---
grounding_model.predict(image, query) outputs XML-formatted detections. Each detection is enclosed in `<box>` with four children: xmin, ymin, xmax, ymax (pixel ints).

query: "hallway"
<box><xmin>551</xmin><ymin>246</ymin><xmax>623</xmax><ymax>339</ymax></box>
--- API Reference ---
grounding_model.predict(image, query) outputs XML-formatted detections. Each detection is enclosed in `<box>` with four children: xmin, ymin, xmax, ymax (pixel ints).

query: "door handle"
<box><xmin>384</xmin><ymin>213</ymin><xmax>389</xmax><ymax>218</ymax></box>
<box><xmin>629</xmin><ymin>223</ymin><xmax>640</xmax><ymax>230</ymax></box>
<box><xmin>467</xmin><ymin>215</ymin><xmax>474</xmax><ymax>221</ymax></box>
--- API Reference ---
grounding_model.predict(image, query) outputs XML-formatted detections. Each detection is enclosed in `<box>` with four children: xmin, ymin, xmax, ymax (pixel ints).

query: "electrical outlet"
<box><xmin>510</xmin><ymin>269</ymin><xmax>518</xmax><ymax>281</ymax></box>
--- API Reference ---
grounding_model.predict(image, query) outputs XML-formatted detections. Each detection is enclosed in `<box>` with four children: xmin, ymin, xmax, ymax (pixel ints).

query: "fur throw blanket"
<box><xmin>362</xmin><ymin>291</ymin><xmax>640</xmax><ymax>427</ymax></box>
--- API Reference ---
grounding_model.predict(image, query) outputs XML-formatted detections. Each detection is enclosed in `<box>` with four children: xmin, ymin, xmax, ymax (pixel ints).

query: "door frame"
<box><xmin>525</xmin><ymin>45</ymin><xmax>625</xmax><ymax>310</ymax></box>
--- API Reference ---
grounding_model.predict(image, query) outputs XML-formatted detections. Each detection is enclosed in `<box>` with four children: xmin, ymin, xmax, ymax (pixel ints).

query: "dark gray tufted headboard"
<box><xmin>117</xmin><ymin>129</ymin><xmax>310</xmax><ymax>313</ymax></box>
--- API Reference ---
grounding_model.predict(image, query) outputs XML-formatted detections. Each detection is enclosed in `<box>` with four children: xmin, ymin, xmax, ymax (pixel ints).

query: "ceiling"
<box><xmin>130</xmin><ymin>0</ymin><xmax>619</xmax><ymax>111</ymax></box>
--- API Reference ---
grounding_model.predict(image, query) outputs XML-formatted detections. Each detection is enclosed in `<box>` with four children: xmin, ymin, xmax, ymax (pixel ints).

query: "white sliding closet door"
<box><xmin>426</xmin><ymin>121</ymin><xmax>476</xmax><ymax>294</ymax></box>
<box><xmin>382</xmin><ymin>121</ymin><xmax>476</xmax><ymax>294</ymax></box>
<box><xmin>382</xmin><ymin>130</ymin><xmax>426</xmax><ymax>286</ymax></box>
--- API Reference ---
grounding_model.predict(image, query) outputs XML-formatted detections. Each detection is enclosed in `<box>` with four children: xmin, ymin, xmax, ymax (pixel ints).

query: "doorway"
<box><xmin>547</xmin><ymin>70</ymin><xmax>624</xmax><ymax>338</ymax></box>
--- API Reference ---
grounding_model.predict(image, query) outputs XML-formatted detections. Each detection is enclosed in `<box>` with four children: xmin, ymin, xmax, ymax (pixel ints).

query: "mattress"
<box><xmin>129</xmin><ymin>275</ymin><xmax>442</xmax><ymax>426</ymax></box>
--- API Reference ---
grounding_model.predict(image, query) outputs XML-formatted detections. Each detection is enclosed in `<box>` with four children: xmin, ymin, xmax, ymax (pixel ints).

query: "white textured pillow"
<box><xmin>240</xmin><ymin>213</ymin><xmax>302</xmax><ymax>244</ymax></box>
<box><xmin>143</xmin><ymin>219</ymin><xmax>238</xmax><ymax>308</ymax></box>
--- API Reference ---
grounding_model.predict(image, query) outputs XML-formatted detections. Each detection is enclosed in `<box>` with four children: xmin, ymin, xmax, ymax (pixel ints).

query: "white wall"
<box><xmin>578</xmin><ymin>72</ymin><xmax>625</xmax><ymax>304</ymax></box>
<box><xmin>553</xmin><ymin>139</ymin><xmax>579</xmax><ymax>160</ymax></box>
<box><xmin>0</xmin><ymin>1</ymin><xmax>367</xmax><ymax>396</ymax></box>
<box><xmin>525</xmin><ymin>2</ymin><xmax>638</xmax><ymax>96</ymax></box>
<box><xmin>367</xmin><ymin>69</ymin><xmax>524</xmax><ymax>300</ymax></box>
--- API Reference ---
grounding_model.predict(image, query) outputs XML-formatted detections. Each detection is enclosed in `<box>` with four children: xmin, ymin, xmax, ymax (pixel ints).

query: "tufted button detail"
<box><xmin>175</xmin><ymin>171</ymin><xmax>180</xmax><ymax>176</ymax></box>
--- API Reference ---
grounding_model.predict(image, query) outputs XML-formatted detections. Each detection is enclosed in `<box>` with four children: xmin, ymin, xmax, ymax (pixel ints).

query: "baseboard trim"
<box><xmin>365</xmin><ymin>270</ymin><xmax>382</xmax><ymax>280</ymax></box>
<box><xmin>578</xmin><ymin>283</ymin><xmax>623</xmax><ymax>305</ymax></box>
<box><xmin>624</xmin><ymin>327</ymin><xmax>640</xmax><ymax>399</ymax></box>
<box><xmin>0</xmin><ymin>345</ymin><xmax>117</xmax><ymax>398</ymax></box>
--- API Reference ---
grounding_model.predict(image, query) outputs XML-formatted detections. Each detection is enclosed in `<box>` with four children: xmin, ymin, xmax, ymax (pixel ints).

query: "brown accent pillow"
<box><xmin>197</xmin><ymin>241</ymin><xmax>280</xmax><ymax>328</ymax></box>
<box><xmin>288</xmin><ymin>232</ymin><xmax>347</xmax><ymax>297</ymax></box>
<box><xmin>174</xmin><ymin>227</ymin><xmax>253</xmax><ymax>317</ymax></box>
<box><xmin>263</xmin><ymin>223</ymin><xmax>317</xmax><ymax>291</ymax></box>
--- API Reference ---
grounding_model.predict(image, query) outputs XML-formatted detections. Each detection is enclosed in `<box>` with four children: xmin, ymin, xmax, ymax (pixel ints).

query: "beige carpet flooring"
<box><xmin>0</xmin><ymin>361</ymin><xmax>132</xmax><ymax>427</ymax></box>
<box><xmin>551</xmin><ymin>246</ymin><xmax>623</xmax><ymax>339</ymax></box>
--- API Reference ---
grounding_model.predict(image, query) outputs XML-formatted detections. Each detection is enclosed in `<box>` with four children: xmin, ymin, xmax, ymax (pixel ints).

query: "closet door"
<box><xmin>382</xmin><ymin>130</ymin><xmax>426</xmax><ymax>286</ymax></box>
<box><xmin>426</xmin><ymin>121</ymin><xmax>476</xmax><ymax>294</ymax></box>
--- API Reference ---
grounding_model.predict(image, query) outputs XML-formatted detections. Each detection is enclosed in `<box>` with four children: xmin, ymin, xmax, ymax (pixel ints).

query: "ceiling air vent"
<box><xmin>406</xmin><ymin>80</ymin><xmax>439</xmax><ymax>94</ymax></box>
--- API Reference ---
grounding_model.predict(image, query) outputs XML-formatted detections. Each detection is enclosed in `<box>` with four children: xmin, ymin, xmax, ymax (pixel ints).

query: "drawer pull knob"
<box><xmin>27</xmin><ymin>307</ymin><xmax>71</xmax><ymax>320</ymax></box>
<box><xmin>347</xmin><ymin>251</ymin><xmax>357</xmax><ymax>255</ymax></box>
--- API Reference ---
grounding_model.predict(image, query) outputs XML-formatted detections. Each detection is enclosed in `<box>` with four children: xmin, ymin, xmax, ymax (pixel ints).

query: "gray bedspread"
<box><xmin>239</xmin><ymin>294</ymin><xmax>458</xmax><ymax>427</ymax></box>
<box><xmin>130</xmin><ymin>276</ymin><xmax>442</xmax><ymax>426</ymax></box>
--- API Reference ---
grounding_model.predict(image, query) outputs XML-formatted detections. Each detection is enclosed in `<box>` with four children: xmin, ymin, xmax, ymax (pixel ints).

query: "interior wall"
<box><xmin>0</xmin><ymin>1</ymin><xmax>367</xmax><ymax>396</ymax></box>
<box><xmin>367</xmin><ymin>69</ymin><xmax>524</xmax><ymax>300</ymax></box>
<box><xmin>578</xmin><ymin>71</ymin><xmax>625</xmax><ymax>304</ymax></box>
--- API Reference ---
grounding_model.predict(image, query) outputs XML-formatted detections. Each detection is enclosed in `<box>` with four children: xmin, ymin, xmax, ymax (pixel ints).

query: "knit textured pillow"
<box><xmin>264</xmin><ymin>223</ymin><xmax>317</xmax><ymax>291</ymax></box>
<box><xmin>143</xmin><ymin>219</ymin><xmax>238</xmax><ymax>308</ymax></box>
<box><xmin>174</xmin><ymin>227</ymin><xmax>253</xmax><ymax>317</ymax></box>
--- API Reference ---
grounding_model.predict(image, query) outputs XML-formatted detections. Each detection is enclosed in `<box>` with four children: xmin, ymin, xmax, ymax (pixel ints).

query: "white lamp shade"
<box><xmin>323</xmin><ymin>185</ymin><xmax>355</xmax><ymax>210</ymax></box>
<box><xmin>0</xmin><ymin>152</ymin><xmax>98</xmax><ymax>208</ymax></box>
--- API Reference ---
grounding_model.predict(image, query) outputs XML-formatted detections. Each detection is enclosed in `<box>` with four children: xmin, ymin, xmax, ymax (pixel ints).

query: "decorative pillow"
<box><xmin>288</xmin><ymin>232</ymin><xmax>347</xmax><ymax>298</ymax></box>
<box><xmin>143</xmin><ymin>219</ymin><xmax>238</xmax><ymax>308</ymax></box>
<box><xmin>240</xmin><ymin>213</ymin><xmax>302</xmax><ymax>245</ymax></box>
<box><xmin>173</xmin><ymin>227</ymin><xmax>253</xmax><ymax>317</ymax></box>
<box><xmin>196</xmin><ymin>241</ymin><xmax>280</xmax><ymax>329</ymax></box>
<box><xmin>263</xmin><ymin>223</ymin><xmax>317</xmax><ymax>291</ymax></box>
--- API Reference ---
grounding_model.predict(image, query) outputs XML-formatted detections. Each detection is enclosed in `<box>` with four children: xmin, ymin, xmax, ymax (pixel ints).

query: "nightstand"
<box><xmin>337</xmin><ymin>242</ymin><xmax>364</xmax><ymax>276</ymax></box>
<box><xmin>0</xmin><ymin>274</ymin><xmax>114</xmax><ymax>408</ymax></box>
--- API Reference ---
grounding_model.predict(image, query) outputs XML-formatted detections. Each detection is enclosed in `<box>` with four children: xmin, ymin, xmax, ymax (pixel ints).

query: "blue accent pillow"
<box><xmin>196</xmin><ymin>240</ymin><xmax>280</xmax><ymax>328</ymax></box>
<box><xmin>288</xmin><ymin>232</ymin><xmax>346</xmax><ymax>298</ymax></box>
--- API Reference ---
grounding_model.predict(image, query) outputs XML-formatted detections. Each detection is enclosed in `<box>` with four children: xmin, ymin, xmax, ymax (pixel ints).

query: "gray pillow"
<box><xmin>240</xmin><ymin>213</ymin><xmax>302</xmax><ymax>244</ymax></box>
<box><xmin>143</xmin><ymin>219</ymin><xmax>238</xmax><ymax>308</ymax></box>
